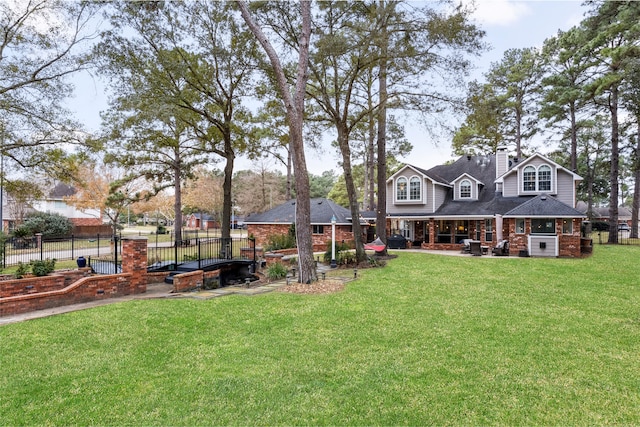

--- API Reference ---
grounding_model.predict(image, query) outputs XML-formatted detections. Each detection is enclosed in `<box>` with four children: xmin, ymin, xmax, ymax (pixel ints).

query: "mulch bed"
<box><xmin>277</xmin><ymin>279</ymin><xmax>345</xmax><ymax>295</ymax></box>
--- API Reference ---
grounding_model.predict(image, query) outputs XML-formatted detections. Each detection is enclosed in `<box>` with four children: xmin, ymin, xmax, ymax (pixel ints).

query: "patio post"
<box><xmin>330</xmin><ymin>215</ymin><xmax>337</xmax><ymax>268</ymax></box>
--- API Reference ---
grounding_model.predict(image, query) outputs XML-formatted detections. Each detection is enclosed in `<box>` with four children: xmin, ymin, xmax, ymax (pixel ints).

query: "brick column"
<box><xmin>121</xmin><ymin>237</ymin><xmax>147</xmax><ymax>294</ymax></box>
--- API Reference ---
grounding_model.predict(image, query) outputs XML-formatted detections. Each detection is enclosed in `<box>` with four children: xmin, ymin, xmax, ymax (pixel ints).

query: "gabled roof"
<box><xmin>187</xmin><ymin>213</ymin><xmax>214</xmax><ymax>221</ymax></box>
<box><xmin>495</xmin><ymin>152</ymin><xmax>582</xmax><ymax>183</ymax></box>
<box><xmin>244</xmin><ymin>198</ymin><xmax>352</xmax><ymax>225</ymax></box>
<box><xmin>504</xmin><ymin>194</ymin><xmax>586</xmax><ymax>218</ymax></box>
<box><xmin>388</xmin><ymin>164</ymin><xmax>452</xmax><ymax>187</ymax></box>
<box><xmin>453</xmin><ymin>172</ymin><xmax>484</xmax><ymax>186</ymax></box>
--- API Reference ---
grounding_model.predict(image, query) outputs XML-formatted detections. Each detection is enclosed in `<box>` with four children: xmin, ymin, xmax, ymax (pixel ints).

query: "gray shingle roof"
<box><xmin>49</xmin><ymin>182</ymin><xmax>76</xmax><ymax>198</ymax></box>
<box><xmin>244</xmin><ymin>198</ymin><xmax>352</xmax><ymax>224</ymax></box>
<box><xmin>400</xmin><ymin>154</ymin><xmax>583</xmax><ymax>218</ymax></box>
<box><xmin>504</xmin><ymin>194</ymin><xmax>586</xmax><ymax>218</ymax></box>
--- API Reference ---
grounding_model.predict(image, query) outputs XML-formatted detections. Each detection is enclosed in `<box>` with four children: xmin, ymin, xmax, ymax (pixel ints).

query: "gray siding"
<box><xmin>387</xmin><ymin>171</ymin><xmax>439</xmax><ymax>215</ymax></box>
<box><xmin>433</xmin><ymin>185</ymin><xmax>447</xmax><ymax>211</ymax></box>
<box><xmin>503</xmin><ymin>174</ymin><xmax>518</xmax><ymax>197</ymax></box>
<box><xmin>529</xmin><ymin>235</ymin><xmax>558</xmax><ymax>257</ymax></box>
<box><xmin>502</xmin><ymin>157</ymin><xmax>575</xmax><ymax>202</ymax></box>
<box><xmin>555</xmin><ymin>169</ymin><xmax>576</xmax><ymax>206</ymax></box>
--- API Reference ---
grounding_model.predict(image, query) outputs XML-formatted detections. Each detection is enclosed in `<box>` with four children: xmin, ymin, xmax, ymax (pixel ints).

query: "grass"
<box><xmin>1</xmin><ymin>245</ymin><xmax>639</xmax><ymax>425</ymax></box>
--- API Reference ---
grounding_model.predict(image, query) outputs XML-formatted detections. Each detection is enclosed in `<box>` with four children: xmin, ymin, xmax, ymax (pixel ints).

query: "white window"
<box><xmin>409</xmin><ymin>177</ymin><xmax>421</xmax><ymax>200</ymax></box>
<box><xmin>396</xmin><ymin>177</ymin><xmax>407</xmax><ymax>200</ymax></box>
<box><xmin>523</xmin><ymin>166</ymin><xmax>536</xmax><ymax>191</ymax></box>
<box><xmin>516</xmin><ymin>219</ymin><xmax>525</xmax><ymax>234</ymax></box>
<box><xmin>538</xmin><ymin>165</ymin><xmax>551</xmax><ymax>191</ymax></box>
<box><xmin>562</xmin><ymin>219</ymin><xmax>573</xmax><ymax>234</ymax></box>
<box><xmin>523</xmin><ymin>164</ymin><xmax>553</xmax><ymax>192</ymax></box>
<box><xmin>460</xmin><ymin>179</ymin><xmax>471</xmax><ymax>198</ymax></box>
<box><xmin>485</xmin><ymin>219</ymin><xmax>493</xmax><ymax>242</ymax></box>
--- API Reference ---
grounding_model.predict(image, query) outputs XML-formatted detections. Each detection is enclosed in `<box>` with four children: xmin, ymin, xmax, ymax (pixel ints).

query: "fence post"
<box><xmin>71</xmin><ymin>234</ymin><xmax>75</xmax><ymax>260</ymax></box>
<box><xmin>37</xmin><ymin>233</ymin><xmax>43</xmax><ymax>260</ymax></box>
<box><xmin>174</xmin><ymin>238</ymin><xmax>178</xmax><ymax>271</ymax></box>
<box><xmin>197</xmin><ymin>238</ymin><xmax>202</xmax><ymax>270</ymax></box>
<box><xmin>113</xmin><ymin>235</ymin><xmax>119</xmax><ymax>274</ymax></box>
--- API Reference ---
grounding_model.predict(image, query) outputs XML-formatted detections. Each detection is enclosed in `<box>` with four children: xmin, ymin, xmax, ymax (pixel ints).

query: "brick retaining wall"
<box><xmin>0</xmin><ymin>237</ymin><xmax>150</xmax><ymax>318</ymax></box>
<box><xmin>0</xmin><ymin>274</ymin><xmax>136</xmax><ymax>317</ymax></box>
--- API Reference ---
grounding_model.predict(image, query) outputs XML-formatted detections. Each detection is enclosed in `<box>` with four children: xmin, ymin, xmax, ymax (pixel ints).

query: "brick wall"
<box><xmin>172</xmin><ymin>269</ymin><xmax>221</xmax><ymax>292</ymax></box>
<box><xmin>247</xmin><ymin>224</ymin><xmax>354</xmax><ymax>249</ymax></box>
<box><xmin>71</xmin><ymin>218</ymin><xmax>103</xmax><ymax>227</ymax></box>
<box><xmin>173</xmin><ymin>270</ymin><xmax>203</xmax><ymax>292</ymax></box>
<box><xmin>0</xmin><ymin>237</ymin><xmax>149</xmax><ymax>317</ymax></box>
<box><xmin>0</xmin><ymin>274</ymin><xmax>135</xmax><ymax>317</ymax></box>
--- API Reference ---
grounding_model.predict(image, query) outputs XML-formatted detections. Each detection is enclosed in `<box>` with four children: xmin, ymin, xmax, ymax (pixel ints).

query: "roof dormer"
<box><xmin>452</xmin><ymin>173</ymin><xmax>483</xmax><ymax>201</ymax></box>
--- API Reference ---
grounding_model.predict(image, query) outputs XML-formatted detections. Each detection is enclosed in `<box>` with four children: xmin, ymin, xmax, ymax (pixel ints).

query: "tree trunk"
<box><xmin>221</xmin><ymin>135</ymin><xmax>234</xmax><ymax>241</ymax></box>
<box><xmin>631</xmin><ymin>120</ymin><xmax>640</xmax><ymax>239</ymax></box>
<box><xmin>173</xmin><ymin>150</ymin><xmax>183</xmax><ymax>242</ymax></box>
<box><xmin>337</xmin><ymin>124</ymin><xmax>366</xmax><ymax>263</ymax></box>
<box><xmin>367</xmin><ymin>104</ymin><xmax>376</xmax><ymax>212</ymax></box>
<box><xmin>239</xmin><ymin>0</ymin><xmax>316</xmax><ymax>283</ymax></box>
<box><xmin>570</xmin><ymin>103</ymin><xmax>577</xmax><ymax>172</ymax></box>
<box><xmin>375</xmin><ymin>0</ymin><xmax>389</xmax><ymax>253</ymax></box>
<box><xmin>286</xmin><ymin>147</ymin><xmax>293</xmax><ymax>201</ymax></box>
<box><xmin>608</xmin><ymin>85</ymin><xmax>619</xmax><ymax>244</ymax></box>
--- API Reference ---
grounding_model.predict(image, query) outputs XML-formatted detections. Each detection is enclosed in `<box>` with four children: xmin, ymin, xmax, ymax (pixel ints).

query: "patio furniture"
<box><xmin>387</xmin><ymin>234</ymin><xmax>407</xmax><ymax>249</ymax></box>
<box><xmin>492</xmin><ymin>240</ymin><xmax>510</xmax><ymax>256</ymax></box>
<box><xmin>469</xmin><ymin>241</ymin><xmax>482</xmax><ymax>256</ymax></box>
<box><xmin>460</xmin><ymin>238</ymin><xmax>473</xmax><ymax>254</ymax></box>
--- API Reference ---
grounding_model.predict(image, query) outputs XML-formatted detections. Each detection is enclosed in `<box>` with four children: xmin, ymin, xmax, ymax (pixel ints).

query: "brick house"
<box><xmin>244</xmin><ymin>198</ymin><xmax>368</xmax><ymax>251</ymax></box>
<box><xmin>184</xmin><ymin>213</ymin><xmax>218</xmax><ymax>229</ymax></box>
<box><xmin>386</xmin><ymin>147</ymin><xmax>586</xmax><ymax>257</ymax></box>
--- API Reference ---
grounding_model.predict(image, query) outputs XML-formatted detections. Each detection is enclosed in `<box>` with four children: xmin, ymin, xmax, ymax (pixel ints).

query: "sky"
<box><xmin>68</xmin><ymin>0</ymin><xmax>589</xmax><ymax>176</ymax></box>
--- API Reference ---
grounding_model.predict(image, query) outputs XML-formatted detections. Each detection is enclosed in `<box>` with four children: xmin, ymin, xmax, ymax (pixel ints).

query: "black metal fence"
<box><xmin>1</xmin><ymin>234</ymin><xmax>121</xmax><ymax>269</ymax></box>
<box><xmin>586</xmin><ymin>230</ymin><xmax>640</xmax><ymax>246</ymax></box>
<box><xmin>147</xmin><ymin>236</ymin><xmax>256</xmax><ymax>271</ymax></box>
<box><xmin>0</xmin><ymin>233</ymin><xmax>256</xmax><ymax>273</ymax></box>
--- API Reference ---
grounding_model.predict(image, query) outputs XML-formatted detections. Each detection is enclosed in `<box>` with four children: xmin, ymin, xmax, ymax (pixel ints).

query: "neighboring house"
<box><xmin>386</xmin><ymin>146</ymin><xmax>586</xmax><ymax>257</ymax></box>
<box><xmin>576</xmin><ymin>201</ymin><xmax>632</xmax><ymax>226</ymax></box>
<box><xmin>31</xmin><ymin>183</ymin><xmax>102</xmax><ymax>227</ymax></box>
<box><xmin>184</xmin><ymin>213</ymin><xmax>218</xmax><ymax>229</ymax></box>
<box><xmin>244</xmin><ymin>198</ymin><xmax>369</xmax><ymax>250</ymax></box>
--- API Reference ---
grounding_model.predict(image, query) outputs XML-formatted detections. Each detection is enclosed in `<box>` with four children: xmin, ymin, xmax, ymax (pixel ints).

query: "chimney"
<box><xmin>496</xmin><ymin>146</ymin><xmax>509</xmax><ymax>179</ymax></box>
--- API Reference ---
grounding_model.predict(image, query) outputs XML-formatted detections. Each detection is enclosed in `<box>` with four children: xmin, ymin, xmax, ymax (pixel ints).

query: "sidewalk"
<box><xmin>0</xmin><ymin>277</ymin><xmax>301</xmax><ymax>326</ymax></box>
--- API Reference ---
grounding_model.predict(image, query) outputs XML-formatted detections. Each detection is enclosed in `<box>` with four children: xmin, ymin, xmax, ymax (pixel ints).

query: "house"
<box><xmin>184</xmin><ymin>213</ymin><xmax>218</xmax><ymax>229</ymax></box>
<box><xmin>386</xmin><ymin>146</ymin><xmax>586</xmax><ymax>257</ymax></box>
<box><xmin>30</xmin><ymin>183</ymin><xmax>103</xmax><ymax>228</ymax></box>
<box><xmin>244</xmin><ymin>198</ymin><xmax>368</xmax><ymax>251</ymax></box>
<box><xmin>576</xmin><ymin>201</ymin><xmax>632</xmax><ymax>228</ymax></box>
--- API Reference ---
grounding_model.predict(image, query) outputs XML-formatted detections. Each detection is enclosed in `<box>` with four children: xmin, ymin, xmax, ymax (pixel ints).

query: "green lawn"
<box><xmin>1</xmin><ymin>246</ymin><xmax>639</xmax><ymax>425</ymax></box>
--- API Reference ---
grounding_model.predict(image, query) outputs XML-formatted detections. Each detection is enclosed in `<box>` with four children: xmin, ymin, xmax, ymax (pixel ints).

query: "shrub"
<box><xmin>266</xmin><ymin>262</ymin><xmax>288</xmax><ymax>280</ymax></box>
<box><xmin>323</xmin><ymin>240</ymin><xmax>351</xmax><ymax>264</ymax></box>
<box><xmin>30</xmin><ymin>259</ymin><xmax>56</xmax><ymax>277</ymax></box>
<box><xmin>12</xmin><ymin>225</ymin><xmax>31</xmax><ymax>239</ymax></box>
<box><xmin>265</xmin><ymin>233</ymin><xmax>296</xmax><ymax>251</ymax></box>
<box><xmin>15</xmin><ymin>262</ymin><xmax>30</xmax><ymax>279</ymax></box>
<box><xmin>20</xmin><ymin>212</ymin><xmax>73</xmax><ymax>237</ymax></box>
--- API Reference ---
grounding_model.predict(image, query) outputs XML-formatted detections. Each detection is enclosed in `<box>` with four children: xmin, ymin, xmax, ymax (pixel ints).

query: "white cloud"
<box><xmin>465</xmin><ymin>0</ymin><xmax>533</xmax><ymax>27</ymax></box>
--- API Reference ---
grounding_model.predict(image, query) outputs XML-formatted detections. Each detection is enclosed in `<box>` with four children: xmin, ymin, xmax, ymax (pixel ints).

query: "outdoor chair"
<box><xmin>492</xmin><ymin>240</ymin><xmax>510</xmax><ymax>256</ymax></box>
<box><xmin>460</xmin><ymin>238</ymin><xmax>473</xmax><ymax>254</ymax></box>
